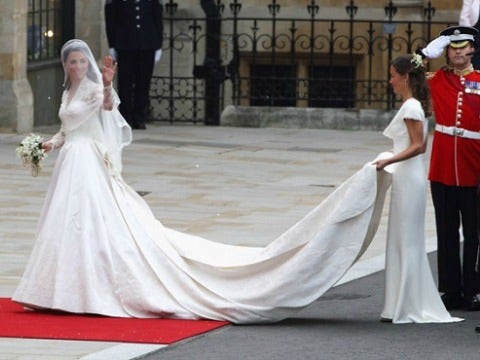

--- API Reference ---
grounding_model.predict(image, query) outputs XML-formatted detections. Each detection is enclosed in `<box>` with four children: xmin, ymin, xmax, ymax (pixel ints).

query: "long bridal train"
<box><xmin>14</xmin><ymin>149</ymin><xmax>394</xmax><ymax>323</ymax></box>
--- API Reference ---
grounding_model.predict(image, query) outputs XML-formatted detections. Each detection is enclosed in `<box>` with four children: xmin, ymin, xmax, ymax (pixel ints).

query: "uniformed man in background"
<box><xmin>105</xmin><ymin>0</ymin><xmax>163</xmax><ymax>129</ymax></box>
<box><xmin>419</xmin><ymin>25</ymin><xmax>480</xmax><ymax>312</ymax></box>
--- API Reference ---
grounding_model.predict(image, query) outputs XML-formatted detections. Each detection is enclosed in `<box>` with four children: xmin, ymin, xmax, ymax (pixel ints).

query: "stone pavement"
<box><xmin>0</xmin><ymin>123</ymin><xmax>443</xmax><ymax>359</ymax></box>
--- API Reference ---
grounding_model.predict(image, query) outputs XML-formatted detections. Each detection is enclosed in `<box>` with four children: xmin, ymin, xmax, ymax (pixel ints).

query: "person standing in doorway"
<box><xmin>105</xmin><ymin>0</ymin><xmax>163</xmax><ymax>130</ymax></box>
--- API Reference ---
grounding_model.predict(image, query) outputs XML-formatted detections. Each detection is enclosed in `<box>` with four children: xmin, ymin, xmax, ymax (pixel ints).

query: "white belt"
<box><xmin>435</xmin><ymin>124</ymin><xmax>480</xmax><ymax>140</ymax></box>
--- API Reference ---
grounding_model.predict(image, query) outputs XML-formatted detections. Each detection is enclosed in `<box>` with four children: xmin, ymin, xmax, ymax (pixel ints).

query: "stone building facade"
<box><xmin>0</xmin><ymin>0</ymin><xmax>464</xmax><ymax>133</ymax></box>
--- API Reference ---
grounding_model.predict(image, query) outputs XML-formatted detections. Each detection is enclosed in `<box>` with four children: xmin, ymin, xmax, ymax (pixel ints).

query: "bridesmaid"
<box><xmin>374</xmin><ymin>55</ymin><xmax>462</xmax><ymax>323</ymax></box>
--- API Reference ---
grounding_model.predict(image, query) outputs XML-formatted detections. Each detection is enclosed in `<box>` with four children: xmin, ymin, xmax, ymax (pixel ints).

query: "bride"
<box><xmin>12</xmin><ymin>39</ymin><xmax>458</xmax><ymax>324</ymax></box>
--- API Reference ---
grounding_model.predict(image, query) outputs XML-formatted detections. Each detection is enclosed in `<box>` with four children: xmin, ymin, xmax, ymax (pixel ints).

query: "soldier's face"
<box><xmin>65</xmin><ymin>51</ymin><xmax>89</xmax><ymax>83</ymax></box>
<box><xmin>447</xmin><ymin>43</ymin><xmax>475</xmax><ymax>70</ymax></box>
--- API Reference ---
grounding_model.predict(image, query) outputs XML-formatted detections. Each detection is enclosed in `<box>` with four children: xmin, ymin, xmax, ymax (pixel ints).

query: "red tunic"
<box><xmin>428</xmin><ymin>66</ymin><xmax>480</xmax><ymax>186</ymax></box>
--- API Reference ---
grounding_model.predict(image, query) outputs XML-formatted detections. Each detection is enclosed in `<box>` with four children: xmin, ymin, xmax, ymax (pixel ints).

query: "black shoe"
<box><xmin>465</xmin><ymin>295</ymin><xmax>480</xmax><ymax>311</ymax></box>
<box><xmin>475</xmin><ymin>325</ymin><xmax>480</xmax><ymax>333</ymax></box>
<box><xmin>131</xmin><ymin>123</ymin><xmax>146</xmax><ymax>130</ymax></box>
<box><xmin>441</xmin><ymin>292</ymin><xmax>465</xmax><ymax>310</ymax></box>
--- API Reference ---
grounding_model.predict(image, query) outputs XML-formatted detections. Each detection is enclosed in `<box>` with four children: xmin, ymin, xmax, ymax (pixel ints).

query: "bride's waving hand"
<box><xmin>102</xmin><ymin>55</ymin><xmax>116</xmax><ymax>110</ymax></box>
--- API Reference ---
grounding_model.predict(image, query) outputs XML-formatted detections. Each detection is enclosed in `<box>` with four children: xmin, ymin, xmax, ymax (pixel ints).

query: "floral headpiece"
<box><xmin>410</xmin><ymin>53</ymin><xmax>424</xmax><ymax>69</ymax></box>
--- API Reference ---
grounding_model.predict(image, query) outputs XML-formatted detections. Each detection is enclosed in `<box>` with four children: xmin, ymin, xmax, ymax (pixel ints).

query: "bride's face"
<box><xmin>65</xmin><ymin>50</ymin><xmax>89</xmax><ymax>84</ymax></box>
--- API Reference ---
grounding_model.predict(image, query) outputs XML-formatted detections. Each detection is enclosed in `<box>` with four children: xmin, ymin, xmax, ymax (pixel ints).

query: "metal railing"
<box><xmin>150</xmin><ymin>0</ymin><xmax>453</xmax><ymax>125</ymax></box>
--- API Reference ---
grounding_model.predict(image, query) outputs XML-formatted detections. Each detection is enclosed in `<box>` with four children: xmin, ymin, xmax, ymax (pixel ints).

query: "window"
<box><xmin>27</xmin><ymin>0</ymin><xmax>75</xmax><ymax>62</ymax></box>
<box><xmin>308</xmin><ymin>66</ymin><xmax>355</xmax><ymax>108</ymax></box>
<box><xmin>245</xmin><ymin>60</ymin><xmax>356</xmax><ymax>108</ymax></box>
<box><xmin>250</xmin><ymin>64</ymin><xmax>297</xmax><ymax>107</ymax></box>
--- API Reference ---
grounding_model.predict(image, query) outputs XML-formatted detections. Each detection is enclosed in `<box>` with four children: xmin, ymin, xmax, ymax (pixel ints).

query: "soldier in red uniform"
<box><xmin>419</xmin><ymin>26</ymin><xmax>480</xmax><ymax>311</ymax></box>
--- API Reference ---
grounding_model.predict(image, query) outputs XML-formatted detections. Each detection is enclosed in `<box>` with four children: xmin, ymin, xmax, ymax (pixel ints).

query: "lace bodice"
<box><xmin>59</xmin><ymin>78</ymin><xmax>103</xmax><ymax>134</ymax></box>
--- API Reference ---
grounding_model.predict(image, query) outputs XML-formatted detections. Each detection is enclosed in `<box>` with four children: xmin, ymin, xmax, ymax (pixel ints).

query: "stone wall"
<box><xmin>221</xmin><ymin>105</ymin><xmax>437</xmax><ymax>131</ymax></box>
<box><xmin>75</xmin><ymin>0</ymin><xmax>107</xmax><ymax>60</ymax></box>
<box><xmin>0</xmin><ymin>1</ymin><xmax>33</xmax><ymax>133</ymax></box>
<box><xmin>0</xmin><ymin>0</ymin><xmax>465</xmax><ymax>132</ymax></box>
<box><xmin>220</xmin><ymin>105</ymin><xmax>395</xmax><ymax>130</ymax></box>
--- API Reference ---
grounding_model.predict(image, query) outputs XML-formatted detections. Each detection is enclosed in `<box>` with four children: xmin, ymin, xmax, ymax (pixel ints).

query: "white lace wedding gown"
<box><xmin>380</xmin><ymin>98</ymin><xmax>462</xmax><ymax>323</ymax></box>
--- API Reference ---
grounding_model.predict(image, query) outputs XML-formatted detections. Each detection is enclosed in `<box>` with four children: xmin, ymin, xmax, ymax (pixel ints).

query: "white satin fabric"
<box><xmin>381</xmin><ymin>98</ymin><xmax>462</xmax><ymax>323</ymax></box>
<box><xmin>12</xmin><ymin>76</ymin><xmax>397</xmax><ymax>323</ymax></box>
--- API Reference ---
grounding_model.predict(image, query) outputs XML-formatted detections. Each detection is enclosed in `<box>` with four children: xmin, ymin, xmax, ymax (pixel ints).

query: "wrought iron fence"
<box><xmin>149</xmin><ymin>0</ymin><xmax>454</xmax><ymax>125</ymax></box>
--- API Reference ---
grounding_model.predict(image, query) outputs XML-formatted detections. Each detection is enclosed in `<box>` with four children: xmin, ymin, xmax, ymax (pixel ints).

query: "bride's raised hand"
<box><xmin>102</xmin><ymin>55</ymin><xmax>117</xmax><ymax>87</ymax></box>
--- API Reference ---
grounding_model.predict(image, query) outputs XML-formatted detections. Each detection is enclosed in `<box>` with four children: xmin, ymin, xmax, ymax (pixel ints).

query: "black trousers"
<box><xmin>117</xmin><ymin>50</ymin><xmax>155</xmax><ymax>126</ymax></box>
<box><xmin>431</xmin><ymin>181</ymin><xmax>480</xmax><ymax>297</ymax></box>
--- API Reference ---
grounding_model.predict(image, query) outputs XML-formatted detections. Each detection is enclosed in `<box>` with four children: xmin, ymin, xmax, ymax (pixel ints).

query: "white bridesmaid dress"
<box><xmin>380</xmin><ymin>98</ymin><xmax>462</xmax><ymax>324</ymax></box>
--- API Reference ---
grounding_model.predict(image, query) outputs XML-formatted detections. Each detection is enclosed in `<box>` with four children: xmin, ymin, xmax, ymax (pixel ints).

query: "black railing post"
<box><xmin>384</xmin><ymin>0</ymin><xmax>397</xmax><ymax>110</ymax></box>
<box><xmin>346</xmin><ymin>0</ymin><xmax>358</xmax><ymax>59</ymax></box>
<box><xmin>228</xmin><ymin>0</ymin><xmax>242</xmax><ymax>105</ymax></box>
<box><xmin>423</xmin><ymin>2</ymin><xmax>436</xmax><ymax>71</ymax></box>
<box><xmin>367</xmin><ymin>23</ymin><xmax>375</xmax><ymax>106</ymax></box>
<box><xmin>190</xmin><ymin>21</ymin><xmax>202</xmax><ymax>124</ymax></box>
<box><xmin>346</xmin><ymin>0</ymin><xmax>358</xmax><ymax>107</ymax></box>
<box><xmin>165</xmin><ymin>0</ymin><xmax>178</xmax><ymax>123</ymax></box>
<box><xmin>195</xmin><ymin>0</ymin><xmax>226</xmax><ymax>125</ymax></box>
<box><xmin>424</xmin><ymin>1</ymin><xmax>436</xmax><ymax>42</ymax></box>
<box><xmin>307</xmin><ymin>0</ymin><xmax>319</xmax><ymax>107</ymax></box>
<box><xmin>250</xmin><ymin>19</ymin><xmax>259</xmax><ymax>105</ymax></box>
<box><xmin>267</xmin><ymin>0</ymin><xmax>280</xmax><ymax>106</ymax></box>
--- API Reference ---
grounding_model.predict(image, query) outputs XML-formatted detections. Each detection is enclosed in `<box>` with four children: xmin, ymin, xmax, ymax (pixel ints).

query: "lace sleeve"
<box><xmin>46</xmin><ymin>126</ymin><xmax>66</xmax><ymax>150</ymax></box>
<box><xmin>99</xmin><ymin>85</ymin><xmax>132</xmax><ymax>174</ymax></box>
<box><xmin>103</xmin><ymin>84</ymin><xmax>114</xmax><ymax>110</ymax></box>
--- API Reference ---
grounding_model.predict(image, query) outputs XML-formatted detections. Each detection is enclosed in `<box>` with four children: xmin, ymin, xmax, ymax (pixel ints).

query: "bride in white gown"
<box><xmin>12</xmin><ymin>40</ymin><xmax>459</xmax><ymax>324</ymax></box>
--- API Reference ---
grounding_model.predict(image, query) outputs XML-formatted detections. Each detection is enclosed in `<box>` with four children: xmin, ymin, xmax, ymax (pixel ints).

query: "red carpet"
<box><xmin>0</xmin><ymin>298</ymin><xmax>229</xmax><ymax>344</ymax></box>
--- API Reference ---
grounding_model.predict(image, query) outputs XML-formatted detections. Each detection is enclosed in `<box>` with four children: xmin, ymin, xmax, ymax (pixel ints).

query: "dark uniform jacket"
<box><xmin>105</xmin><ymin>0</ymin><xmax>163</xmax><ymax>51</ymax></box>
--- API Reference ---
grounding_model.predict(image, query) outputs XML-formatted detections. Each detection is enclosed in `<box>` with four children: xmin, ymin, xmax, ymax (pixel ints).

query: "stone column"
<box><xmin>0</xmin><ymin>0</ymin><xmax>34</xmax><ymax>133</ymax></box>
<box><xmin>76</xmin><ymin>0</ymin><xmax>105</xmax><ymax>60</ymax></box>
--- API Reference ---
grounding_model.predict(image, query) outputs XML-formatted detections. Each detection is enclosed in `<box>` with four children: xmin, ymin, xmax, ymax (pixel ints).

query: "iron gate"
<box><xmin>149</xmin><ymin>0</ymin><xmax>453</xmax><ymax>125</ymax></box>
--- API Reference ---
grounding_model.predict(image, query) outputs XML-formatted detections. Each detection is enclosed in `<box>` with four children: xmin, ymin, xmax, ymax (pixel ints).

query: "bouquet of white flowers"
<box><xmin>15</xmin><ymin>133</ymin><xmax>48</xmax><ymax>177</ymax></box>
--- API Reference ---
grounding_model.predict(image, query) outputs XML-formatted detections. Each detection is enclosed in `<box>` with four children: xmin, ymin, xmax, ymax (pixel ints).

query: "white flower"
<box><xmin>15</xmin><ymin>133</ymin><xmax>47</xmax><ymax>177</ymax></box>
<box><xmin>411</xmin><ymin>53</ymin><xmax>424</xmax><ymax>69</ymax></box>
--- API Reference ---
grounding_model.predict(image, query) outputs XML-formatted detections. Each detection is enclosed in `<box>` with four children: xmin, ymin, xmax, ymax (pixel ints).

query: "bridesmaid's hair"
<box><xmin>391</xmin><ymin>55</ymin><xmax>432</xmax><ymax>117</ymax></box>
<box><xmin>62</xmin><ymin>45</ymin><xmax>99</xmax><ymax>89</ymax></box>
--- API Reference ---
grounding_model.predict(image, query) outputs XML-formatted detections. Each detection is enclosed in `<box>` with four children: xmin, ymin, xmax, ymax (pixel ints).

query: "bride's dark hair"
<box><xmin>61</xmin><ymin>43</ymin><xmax>99</xmax><ymax>89</ymax></box>
<box><xmin>391</xmin><ymin>55</ymin><xmax>432</xmax><ymax>117</ymax></box>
